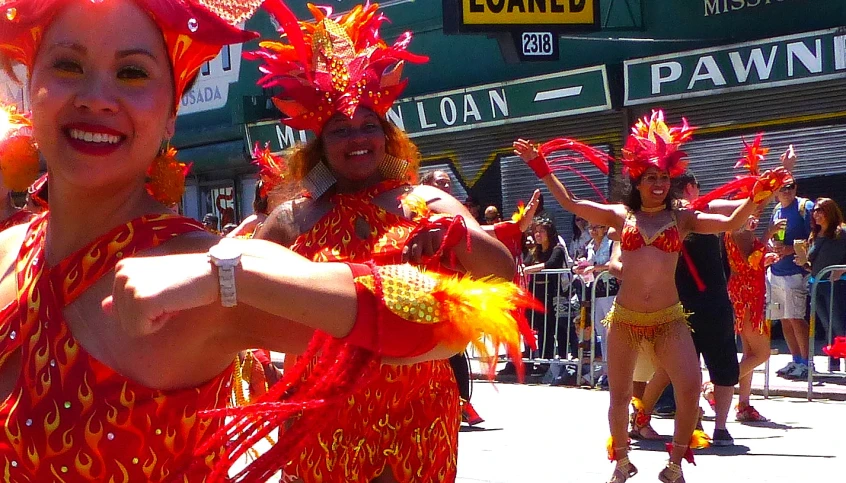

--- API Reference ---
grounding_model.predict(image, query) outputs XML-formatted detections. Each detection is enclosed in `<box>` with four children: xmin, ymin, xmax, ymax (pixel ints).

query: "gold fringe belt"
<box><xmin>602</xmin><ymin>302</ymin><xmax>690</xmax><ymax>346</ymax></box>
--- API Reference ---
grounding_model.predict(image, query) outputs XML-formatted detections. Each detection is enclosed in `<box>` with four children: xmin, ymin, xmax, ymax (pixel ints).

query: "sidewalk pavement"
<box><xmin>472</xmin><ymin>352</ymin><xmax>846</xmax><ymax>401</ymax></box>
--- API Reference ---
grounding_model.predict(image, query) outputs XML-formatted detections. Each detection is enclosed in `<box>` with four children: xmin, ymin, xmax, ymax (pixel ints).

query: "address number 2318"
<box><xmin>521</xmin><ymin>32</ymin><xmax>554</xmax><ymax>56</ymax></box>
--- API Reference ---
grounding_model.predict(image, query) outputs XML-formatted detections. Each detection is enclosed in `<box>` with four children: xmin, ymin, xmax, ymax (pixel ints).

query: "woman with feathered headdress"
<box><xmin>512</xmin><ymin>110</ymin><xmax>791</xmax><ymax>483</ymax></box>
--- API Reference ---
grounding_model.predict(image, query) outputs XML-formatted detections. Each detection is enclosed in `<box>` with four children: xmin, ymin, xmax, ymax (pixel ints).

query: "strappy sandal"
<box><xmin>628</xmin><ymin>408</ymin><xmax>662</xmax><ymax>440</ymax></box>
<box><xmin>608</xmin><ymin>454</ymin><xmax>638</xmax><ymax>483</ymax></box>
<box><xmin>658</xmin><ymin>461</ymin><xmax>684</xmax><ymax>483</ymax></box>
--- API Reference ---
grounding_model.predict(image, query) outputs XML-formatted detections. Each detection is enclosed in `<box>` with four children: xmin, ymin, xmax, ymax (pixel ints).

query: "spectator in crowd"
<box><xmin>420</xmin><ymin>169</ymin><xmax>452</xmax><ymax>194</ymax></box>
<box><xmin>484</xmin><ymin>205</ymin><xmax>502</xmax><ymax>224</ymax></box>
<box><xmin>570</xmin><ymin>214</ymin><xmax>592</xmax><ymax>262</ymax></box>
<box><xmin>794</xmin><ymin>197</ymin><xmax>846</xmax><ymax>372</ymax></box>
<box><xmin>574</xmin><ymin>223</ymin><xmax>618</xmax><ymax>388</ymax></box>
<box><xmin>524</xmin><ymin>219</ymin><xmax>568</xmax><ymax>363</ymax></box>
<box><xmin>464</xmin><ymin>195</ymin><xmax>483</xmax><ymax>223</ymax></box>
<box><xmin>202</xmin><ymin>213</ymin><xmax>219</xmax><ymax>234</ymax></box>
<box><xmin>725</xmin><ymin>210</ymin><xmax>778</xmax><ymax>422</ymax></box>
<box><xmin>221</xmin><ymin>223</ymin><xmax>238</xmax><ymax>236</ymax></box>
<box><xmin>768</xmin><ymin>178</ymin><xmax>814</xmax><ymax>379</ymax></box>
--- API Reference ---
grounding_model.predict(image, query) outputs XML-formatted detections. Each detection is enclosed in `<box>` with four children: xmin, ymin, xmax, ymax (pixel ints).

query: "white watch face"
<box><xmin>209</xmin><ymin>243</ymin><xmax>241</xmax><ymax>263</ymax></box>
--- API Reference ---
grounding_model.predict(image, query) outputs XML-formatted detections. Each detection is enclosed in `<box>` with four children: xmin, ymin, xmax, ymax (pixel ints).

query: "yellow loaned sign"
<box><xmin>463</xmin><ymin>0</ymin><xmax>595</xmax><ymax>25</ymax></box>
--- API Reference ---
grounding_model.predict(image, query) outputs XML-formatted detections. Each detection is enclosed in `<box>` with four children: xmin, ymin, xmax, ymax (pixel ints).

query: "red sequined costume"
<box><xmin>724</xmin><ymin>232</ymin><xmax>769</xmax><ymax>335</ymax></box>
<box><xmin>0</xmin><ymin>213</ymin><xmax>233</xmax><ymax>481</ymax></box>
<box><xmin>0</xmin><ymin>209</ymin><xmax>32</xmax><ymax>232</ymax></box>
<box><xmin>286</xmin><ymin>179</ymin><xmax>459</xmax><ymax>483</ymax></box>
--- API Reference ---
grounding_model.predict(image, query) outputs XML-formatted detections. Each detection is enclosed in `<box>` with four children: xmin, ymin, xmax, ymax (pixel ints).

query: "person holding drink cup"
<box><xmin>768</xmin><ymin>145</ymin><xmax>815</xmax><ymax>379</ymax></box>
<box><xmin>794</xmin><ymin>198</ymin><xmax>846</xmax><ymax>372</ymax></box>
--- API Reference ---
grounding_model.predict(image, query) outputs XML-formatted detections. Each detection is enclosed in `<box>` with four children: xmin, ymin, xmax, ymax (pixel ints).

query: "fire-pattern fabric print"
<box><xmin>724</xmin><ymin>232</ymin><xmax>769</xmax><ymax>335</ymax></box>
<box><xmin>0</xmin><ymin>213</ymin><xmax>233</xmax><ymax>482</ymax></box>
<box><xmin>289</xmin><ymin>180</ymin><xmax>460</xmax><ymax>483</ymax></box>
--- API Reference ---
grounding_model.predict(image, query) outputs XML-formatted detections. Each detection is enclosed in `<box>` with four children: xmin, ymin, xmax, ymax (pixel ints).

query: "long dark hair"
<box><xmin>530</xmin><ymin>219</ymin><xmax>559</xmax><ymax>262</ymax></box>
<box><xmin>253</xmin><ymin>181</ymin><xmax>269</xmax><ymax>215</ymax></box>
<box><xmin>810</xmin><ymin>197</ymin><xmax>845</xmax><ymax>242</ymax></box>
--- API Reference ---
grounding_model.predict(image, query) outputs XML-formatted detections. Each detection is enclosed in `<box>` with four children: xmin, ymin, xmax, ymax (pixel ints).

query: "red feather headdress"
<box><xmin>252</xmin><ymin>142</ymin><xmax>288</xmax><ymax>197</ymax></box>
<box><xmin>621</xmin><ymin>110</ymin><xmax>695</xmax><ymax>180</ymax></box>
<box><xmin>247</xmin><ymin>1</ymin><xmax>429</xmax><ymax>134</ymax></box>
<box><xmin>0</xmin><ymin>0</ymin><xmax>262</xmax><ymax>107</ymax></box>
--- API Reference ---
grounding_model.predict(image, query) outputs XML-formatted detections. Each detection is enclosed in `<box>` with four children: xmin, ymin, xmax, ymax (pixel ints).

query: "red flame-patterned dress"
<box><xmin>0</xmin><ymin>214</ymin><xmax>233</xmax><ymax>482</ymax></box>
<box><xmin>724</xmin><ymin>232</ymin><xmax>769</xmax><ymax>335</ymax></box>
<box><xmin>286</xmin><ymin>179</ymin><xmax>460</xmax><ymax>483</ymax></box>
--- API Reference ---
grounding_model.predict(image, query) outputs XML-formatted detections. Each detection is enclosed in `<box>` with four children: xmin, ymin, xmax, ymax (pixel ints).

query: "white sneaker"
<box><xmin>776</xmin><ymin>361</ymin><xmax>797</xmax><ymax>376</ymax></box>
<box><xmin>786</xmin><ymin>362</ymin><xmax>809</xmax><ymax>379</ymax></box>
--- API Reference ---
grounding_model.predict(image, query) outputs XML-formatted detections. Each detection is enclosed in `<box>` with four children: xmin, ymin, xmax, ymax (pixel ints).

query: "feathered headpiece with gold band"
<box><xmin>247</xmin><ymin>1</ymin><xmax>429</xmax><ymax>134</ymax></box>
<box><xmin>252</xmin><ymin>143</ymin><xmax>288</xmax><ymax>198</ymax></box>
<box><xmin>0</xmin><ymin>102</ymin><xmax>39</xmax><ymax>191</ymax></box>
<box><xmin>0</xmin><ymin>0</ymin><xmax>263</xmax><ymax>108</ymax></box>
<box><xmin>621</xmin><ymin>110</ymin><xmax>695</xmax><ymax>180</ymax></box>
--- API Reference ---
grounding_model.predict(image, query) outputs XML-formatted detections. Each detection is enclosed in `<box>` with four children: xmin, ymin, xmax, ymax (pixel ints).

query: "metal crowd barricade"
<box><xmin>577</xmin><ymin>270</ymin><xmax>614</xmax><ymax>387</ymax></box>
<box><xmin>806</xmin><ymin>264</ymin><xmax>846</xmax><ymax>401</ymax></box>
<box><xmin>524</xmin><ymin>269</ymin><xmax>581</xmax><ymax>374</ymax></box>
<box><xmin>468</xmin><ymin>267</ymin><xmax>615</xmax><ymax>387</ymax></box>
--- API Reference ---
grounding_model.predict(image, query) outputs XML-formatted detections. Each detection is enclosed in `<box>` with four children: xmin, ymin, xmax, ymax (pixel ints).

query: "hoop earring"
<box><xmin>302</xmin><ymin>161</ymin><xmax>337</xmax><ymax>199</ymax></box>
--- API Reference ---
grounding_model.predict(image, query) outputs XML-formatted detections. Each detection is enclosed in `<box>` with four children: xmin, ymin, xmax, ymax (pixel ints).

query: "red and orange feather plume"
<box><xmin>247</xmin><ymin>0</ymin><xmax>428</xmax><ymax>134</ymax></box>
<box><xmin>735</xmin><ymin>133</ymin><xmax>768</xmax><ymax>176</ymax></box>
<box><xmin>621</xmin><ymin>110</ymin><xmax>694</xmax><ymax>179</ymax></box>
<box><xmin>145</xmin><ymin>147</ymin><xmax>191</xmax><ymax>206</ymax></box>
<box><xmin>252</xmin><ymin>142</ymin><xmax>288</xmax><ymax>197</ymax></box>
<box><xmin>0</xmin><ymin>102</ymin><xmax>39</xmax><ymax>192</ymax></box>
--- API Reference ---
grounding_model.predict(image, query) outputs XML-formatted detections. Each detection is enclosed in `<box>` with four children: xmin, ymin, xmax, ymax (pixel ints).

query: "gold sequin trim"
<box><xmin>602</xmin><ymin>302</ymin><xmax>690</xmax><ymax>346</ymax></box>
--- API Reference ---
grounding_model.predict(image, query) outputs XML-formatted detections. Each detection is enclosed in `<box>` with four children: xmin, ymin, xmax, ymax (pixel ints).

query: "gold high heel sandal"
<box><xmin>658</xmin><ymin>461</ymin><xmax>684</xmax><ymax>483</ymax></box>
<box><xmin>608</xmin><ymin>451</ymin><xmax>638</xmax><ymax>483</ymax></box>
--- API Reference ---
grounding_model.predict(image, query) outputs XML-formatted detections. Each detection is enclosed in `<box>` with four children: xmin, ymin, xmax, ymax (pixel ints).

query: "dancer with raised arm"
<box><xmin>513</xmin><ymin>110</ymin><xmax>790</xmax><ymax>483</ymax></box>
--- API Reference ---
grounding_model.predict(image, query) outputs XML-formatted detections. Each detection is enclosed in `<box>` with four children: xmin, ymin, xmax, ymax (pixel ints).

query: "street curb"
<box><xmin>472</xmin><ymin>373</ymin><xmax>846</xmax><ymax>401</ymax></box>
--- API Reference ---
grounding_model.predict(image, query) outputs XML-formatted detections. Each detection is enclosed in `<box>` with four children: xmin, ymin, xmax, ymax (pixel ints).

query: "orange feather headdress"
<box><xmin>0</xmin><ymin>102</ymin><xmax>38</xmax><ymax>191</ymax></box>
<box><xmin>247</xmin><ymin>1</ymin><xmax>429</xmax><ymax>134</ymax></box>
<box><xmin>621</xmin><ymin>110</ymin><xmax>695</xmax><ymax>180</ymax></box>
<box><xmin>0</xmin><ymin>0</ymin><xmax>263</xmax><ymax>107</ymax></box>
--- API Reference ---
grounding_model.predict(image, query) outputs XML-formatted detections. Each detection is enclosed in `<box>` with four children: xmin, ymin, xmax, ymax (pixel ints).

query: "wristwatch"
<box><xmin>208</xmin><ymin>242</ymin><xmax>242</xmax><ymax>307</ymax></box>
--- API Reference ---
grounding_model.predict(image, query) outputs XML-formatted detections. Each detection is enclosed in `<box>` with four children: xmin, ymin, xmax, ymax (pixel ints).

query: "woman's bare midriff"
<box><xmin>613</xmin><ymin>244</ymin><xmax>682</xmax><ymax>313</ymax></box>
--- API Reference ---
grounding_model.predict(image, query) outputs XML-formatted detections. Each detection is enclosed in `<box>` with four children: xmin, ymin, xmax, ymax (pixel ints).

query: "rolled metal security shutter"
<box><xmin>629</xmin><ymin>78</ymin><xmax>846</xmax><ymax>198</ymax></box>
<box><xmin>683</xmin><ymin>124</ymin><xmax>846</xmax><ymax>194</ymax></box>
<box><xmin>415</xmin><ymin>110</ymin><xmax>625</xmax><ymax>241</ymax></box>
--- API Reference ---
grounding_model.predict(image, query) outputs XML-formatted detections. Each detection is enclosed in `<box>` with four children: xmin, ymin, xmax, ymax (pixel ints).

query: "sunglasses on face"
<box><xmin>780</xmin><ymin>185</ymin><xmax>796</xmax><ymax>192</ymax></box>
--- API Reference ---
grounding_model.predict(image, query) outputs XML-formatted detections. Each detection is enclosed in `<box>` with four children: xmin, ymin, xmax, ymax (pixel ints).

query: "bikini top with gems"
<box><xmin>620</xmin><ymin>211</ymin><xmax>682</xmax><ymax>253</ymax></box>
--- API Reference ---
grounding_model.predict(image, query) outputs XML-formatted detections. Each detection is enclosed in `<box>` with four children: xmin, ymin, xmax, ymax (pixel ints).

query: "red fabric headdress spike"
<box><xmin>0</xmin><ymin>101</ymin><xmax>39</xmax><ymax>191</ymax></box>
<box><xmin>0</xmin><ymin>0</ymin><xmax>262</xmax><ymax>107</ymax></box>
<box><xmin>252</xmin><ymin>142</ymin><xmax>288</xmax><ymax>197</ymax></box>
<box><xmin>621</xmin><ymin>110</ymin><xmax>695</xmax><ymax>179</ymax></box>
<box><xmin>249</xmin><ymin>1</ymin><xmax>429</xmax><ymax>134</ymax></box>
<box><xmin>735</xmin><ymin>133</ymin><xmax>768</xmax><ymax>177</ymax></box>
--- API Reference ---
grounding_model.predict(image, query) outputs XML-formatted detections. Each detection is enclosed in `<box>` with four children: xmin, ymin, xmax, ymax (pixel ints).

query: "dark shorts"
<box><xmin>686</xmin><ymin>300</ymin><xmax>740</xmax><ymax>387</ymax></box>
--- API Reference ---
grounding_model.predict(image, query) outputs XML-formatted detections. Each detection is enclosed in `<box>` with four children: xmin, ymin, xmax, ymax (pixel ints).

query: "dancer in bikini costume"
<box><xmin>0</xmin><ymin>103</ymin><xmax>40</xmax><ymax>230</ymax></box>
<box><xmin>240</xmin><ymin>2</ymin><xmax>532</xmax><ymax>481</ymax></box>
<box><xmin>513</xmin><ymin>110</ymin><xmax>791</xmax><ymax>483</ymax></box>
<box><xmin>0</xmin><ymin>1</ymin><xmax>533</xmax><ymax>481</ymax></box>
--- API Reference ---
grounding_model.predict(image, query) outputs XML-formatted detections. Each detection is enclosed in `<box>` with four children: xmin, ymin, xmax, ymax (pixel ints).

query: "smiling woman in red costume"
<box><xmin>513</xmin><ymin>111</ymin><xmax>790</xmax><ymax>483</ymax></box>
<box><xmin>238</xmin><ymin>2</ymin><xmax>524</xmax><ymax>482</ymax></box>
<box><xmin>0</xmin><ymin>1</ymin><xmax>533</xmax><ymax>481</ymax></box>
